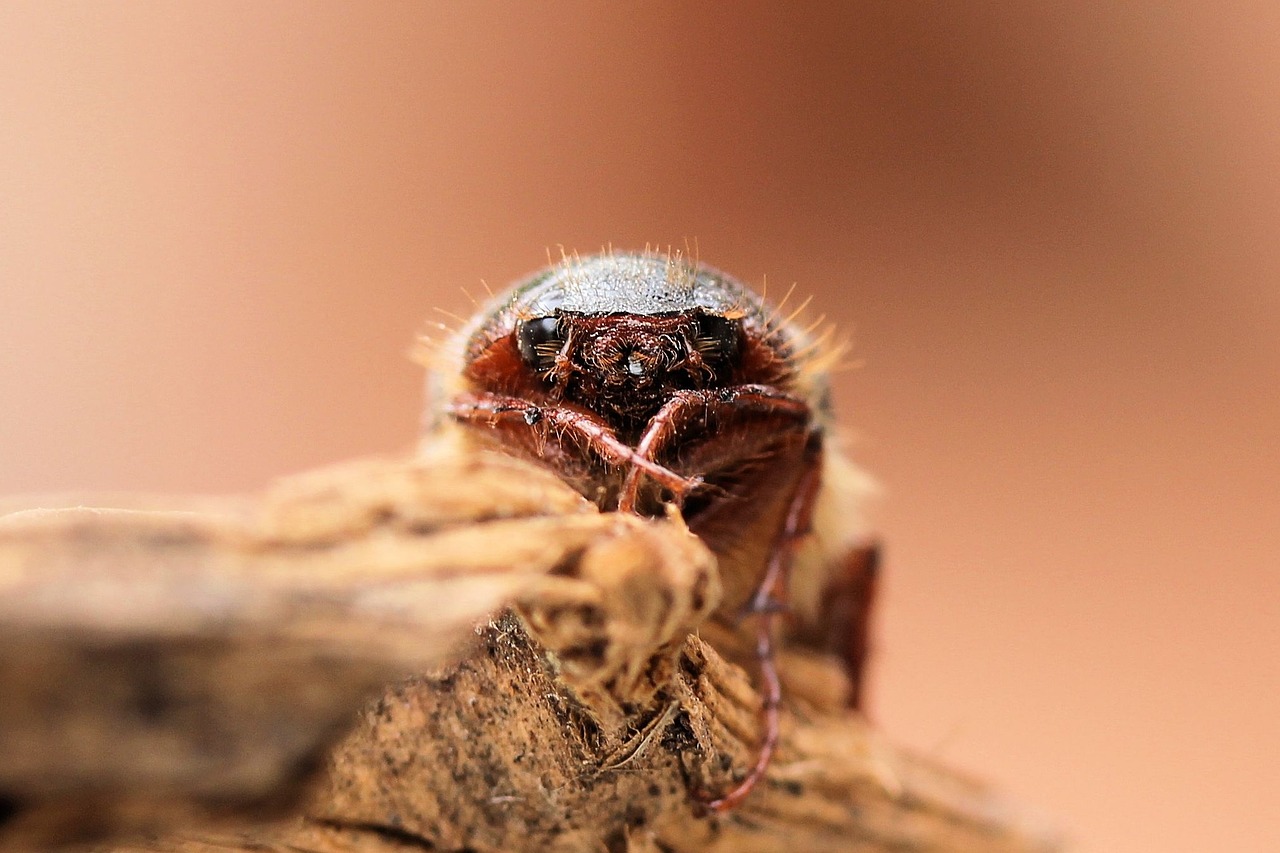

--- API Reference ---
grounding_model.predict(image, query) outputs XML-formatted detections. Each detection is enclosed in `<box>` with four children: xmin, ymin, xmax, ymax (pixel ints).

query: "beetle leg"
<box><xmin>702</xmin><ymin>438</ymin><xmax>822</xmax><ymax>813</ymax></box>
<box><xmin>447</xmin><ymin>392</ymin><xmax>699</xmax><ymax>499</ymax></box>
<box><xmin>617</xmin><ymin>385</ymin><xmax>811</xmax><ymax>513</ymax></box>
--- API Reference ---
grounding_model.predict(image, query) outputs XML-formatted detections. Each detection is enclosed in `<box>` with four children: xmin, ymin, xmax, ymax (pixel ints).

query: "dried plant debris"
<box><xmin>0</xmin><ymin>450</ymin><xmax>1058</xmax><ymax>852</ymax></box>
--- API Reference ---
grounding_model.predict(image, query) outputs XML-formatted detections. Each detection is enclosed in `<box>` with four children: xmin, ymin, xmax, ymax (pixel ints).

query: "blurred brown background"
<box><xmin>1</xmin><ymin>3</ymin><xmax>1277</xmax><ymax>850</ymax></box>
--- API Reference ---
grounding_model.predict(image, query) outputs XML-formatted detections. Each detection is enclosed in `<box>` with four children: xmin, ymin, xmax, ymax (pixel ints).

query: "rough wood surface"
<box><xmin>0</xmin><ymin>450</ymin><xmax>1060</xmax><ymax>852</ymax></box>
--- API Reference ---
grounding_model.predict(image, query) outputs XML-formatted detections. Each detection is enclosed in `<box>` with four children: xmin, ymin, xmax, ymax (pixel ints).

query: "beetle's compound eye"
<box><xmin>516</xmin><ymin>316</ymin><xmax>564</xmax><ymax>369</ymax></box>
<box><xmin>692</xmin><ymin>313</ymin><xmax>741</xmax><ymax>364</ymax></box>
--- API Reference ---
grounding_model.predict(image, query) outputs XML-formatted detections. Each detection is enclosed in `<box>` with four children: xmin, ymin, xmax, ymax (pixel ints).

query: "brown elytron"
<box><xmin>426</xmin><ymin>250</ymin><xmax>874</xmax><ymax>812</ymax></box>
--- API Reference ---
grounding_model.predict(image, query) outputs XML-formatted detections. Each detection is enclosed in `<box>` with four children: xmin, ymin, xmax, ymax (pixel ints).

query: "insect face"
<box><xmin>513</xmin><ymin>310</ymin><xmax>743</xmax><ymax>425</ymax></box>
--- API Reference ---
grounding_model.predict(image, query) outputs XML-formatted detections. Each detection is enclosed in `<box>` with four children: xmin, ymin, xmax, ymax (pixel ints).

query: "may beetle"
<box><xmin>424</xmin><ymin>250</ymin><xmax>875</xmax><ymax>811</ymax></box>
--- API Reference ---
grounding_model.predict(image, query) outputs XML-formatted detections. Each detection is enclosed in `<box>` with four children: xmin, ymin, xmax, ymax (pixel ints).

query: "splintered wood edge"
<box><xmin>0</xmin><ymin>453</ymin><xmax>621</xmax><ymax>847</ymax></box>
<box><xmin>0</xmin><ymin>450</ymin><xmax>1061</xmax><ymax>853</ymax></box>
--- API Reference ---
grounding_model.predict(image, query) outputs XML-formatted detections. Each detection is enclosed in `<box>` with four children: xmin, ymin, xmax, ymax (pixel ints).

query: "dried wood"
<box><xmin>0</xmin><ymin>450</ymin><xmax>1060</xmax><ymax>852</ymax></box>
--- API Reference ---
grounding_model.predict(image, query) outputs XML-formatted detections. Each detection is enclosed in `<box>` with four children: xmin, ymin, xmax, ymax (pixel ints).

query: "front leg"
<box><xmin>617</xmin><ymin>385</ymin><xmax>813</xmax><ymax>514</ymax></box>
<box><xmin>446</xmin><ymin>392</ymin><xmax>700</xmax><ymax>502</ymax></box>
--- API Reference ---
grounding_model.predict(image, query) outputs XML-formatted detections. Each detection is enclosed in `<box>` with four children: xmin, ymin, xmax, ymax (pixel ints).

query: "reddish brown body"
<box><xmin>425</xmin><ymin>251</ymin><xmax>875</xmax><ymax>812</ymax></box>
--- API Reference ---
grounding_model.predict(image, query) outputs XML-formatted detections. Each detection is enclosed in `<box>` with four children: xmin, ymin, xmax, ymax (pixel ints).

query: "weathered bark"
<box><xmin>0</xmin><ymin>451</ymin><xmax>1060</xmax><ymax>853</ymax></box>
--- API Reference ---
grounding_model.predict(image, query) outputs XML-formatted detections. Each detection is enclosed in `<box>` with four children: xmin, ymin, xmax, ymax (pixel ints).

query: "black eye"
<box><xmin>517</xmin><ymin>316</ymin><xmax>563</xmax><ymax>368</ymax></box>
<box><xmin>692</xmin><ymin>314</ymin><xmax>741</xmax><ymax>364</ymax></box>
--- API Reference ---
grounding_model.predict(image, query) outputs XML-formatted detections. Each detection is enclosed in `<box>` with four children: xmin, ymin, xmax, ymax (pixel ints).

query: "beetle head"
<box><xmin>516</xmin><ymin>310</ymin><xmax>741</xmax><ymax>422</ymax></box>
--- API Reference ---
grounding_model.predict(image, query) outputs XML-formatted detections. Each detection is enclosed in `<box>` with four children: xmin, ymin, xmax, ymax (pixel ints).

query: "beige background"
<box><xmin>2</xmin><ymin>4</ymin><xmax>1277</xmax><ymax>850</ymax></box>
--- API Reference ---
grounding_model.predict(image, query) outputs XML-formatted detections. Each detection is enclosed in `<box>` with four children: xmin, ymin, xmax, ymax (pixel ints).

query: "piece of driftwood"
<box><xmin>0</xmin><ymin>449</ymin><xmax>1060</xmax><ymax>852</ymax></box>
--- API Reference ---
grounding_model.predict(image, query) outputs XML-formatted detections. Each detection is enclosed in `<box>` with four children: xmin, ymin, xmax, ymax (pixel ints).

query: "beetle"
<box><xmin>423</xmin><ymin>249</ymin><xmax>875</xmax><ymax>812</ymax></box>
